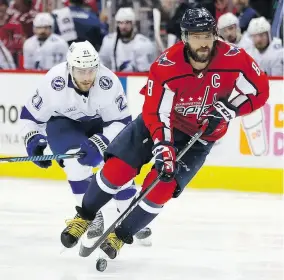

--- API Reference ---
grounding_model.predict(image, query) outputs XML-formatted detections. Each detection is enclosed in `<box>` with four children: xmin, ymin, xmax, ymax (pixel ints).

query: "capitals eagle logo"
<box><xmin>157</xmin><ymin>52</ymin><xmax>175</xmax><ymax>66</ymax></box>
<box><xmin>224</xmin><ymin>45</ymin><xmax>241</xmax><ymax>56</ymax></box>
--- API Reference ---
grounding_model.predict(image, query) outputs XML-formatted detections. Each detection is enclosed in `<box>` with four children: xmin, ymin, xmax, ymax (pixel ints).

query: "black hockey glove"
<box><xmin>152</xmin><ymin>142</ymin><xmax>178</xmax><ymax>182</ymax></box>
<box><xmin>198</xmin><ymin>99</ymin><xmax>237</xmax><ymax>136</ymax></box>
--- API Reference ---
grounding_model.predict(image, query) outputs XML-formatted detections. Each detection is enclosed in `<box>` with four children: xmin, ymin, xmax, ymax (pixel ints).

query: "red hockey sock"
<box><xmin>142</xmin><ymin>169</ymin><xmax>177</xmax><ymax>205</ymax></box>
<box><xmin>102</xmin><ymin>157</ymin><xmax>138</xmax><ymax>187</ymax></box>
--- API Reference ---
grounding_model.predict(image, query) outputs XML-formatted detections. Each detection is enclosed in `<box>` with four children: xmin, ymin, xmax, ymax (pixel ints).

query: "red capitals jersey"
<box><xmin>141</xmin><ymin>40</ymin><xmax>269</xmax><ymax>143</ymax></box>
<box><xmin>7</xmin><ymin>6</ymin><xmax>37</xmax><ymax>39</ymax></box>
<box><xmin>0</xmin><ymin>18</ymin><xmax>24</xmax><ymax>56</ymax></box>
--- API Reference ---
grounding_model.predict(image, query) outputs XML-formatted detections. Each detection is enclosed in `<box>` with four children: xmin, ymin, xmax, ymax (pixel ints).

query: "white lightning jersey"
<box><xmin>237</xmin><ymin>32</ymin><xmax>253</xmax><ymax>51</ymax></box>
<box><xmin>246</xmin><ymin>38</ymin><xmax>283</xmax><ymax>76</ymax></box>
<box><xmin>23</xmin><ymin>34</ymin><xmax>69</xmax><ymax>70</ymax></box>
<box><xmin>20</xmin><ymin>62</ymin><xmax>130</xmax><ymax>142</ymax></box>
<box><xmin>99</xmin><ymin>32</ymin><xmax>156</xmax><ymax>72</ymax></box>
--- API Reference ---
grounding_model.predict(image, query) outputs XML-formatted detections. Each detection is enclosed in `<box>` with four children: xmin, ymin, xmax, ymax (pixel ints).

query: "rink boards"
<box><xmin>0</xmin><ymin>71</ymin><xmax>283</xmax><ymax>193</ymax></box>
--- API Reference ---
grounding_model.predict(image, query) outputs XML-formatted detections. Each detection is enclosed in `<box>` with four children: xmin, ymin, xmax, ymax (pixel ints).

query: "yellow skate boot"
<box><xmin>100</xmin><ymin>232</ymin><xmax>125</xmax><ymax>259</ymax></box>
<box><xmin>100</xmin><ymin>227</ymin><xmax>134</xmax><ymax>259</ymax></box>
<box><xmin>61</xmin><ymin>207</ymin><xmax>93</xmax><ymax>248</ymax></box>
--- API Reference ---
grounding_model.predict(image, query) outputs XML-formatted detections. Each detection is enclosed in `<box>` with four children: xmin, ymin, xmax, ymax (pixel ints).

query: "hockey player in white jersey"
<box><xmin>241</xmin><ymin>17</ymin><xmax>282</xmax><ymax>156</ymax></box>
<box><xmin>246</xmin><ymin>17</ymin><xmax>283</xmax><ymax>76</ymax></box>
<box><xmin>99</xmin><ymin>7</ymin><xmax>156</xmax><ymax>72</ymax></box>
<box><xmin>20</xmin><ymin>41</ymin><xmax>151</xmax><ymax>250</ymax></box>
<box><xmin>23</xmin><ymin>13</ymin><xmax>69</xmax><ymax>70</ymax></box>
<box><xmin>217</xmin><ymin>12</ymin><xmax>252</xmax><ymax>50</ymax></box>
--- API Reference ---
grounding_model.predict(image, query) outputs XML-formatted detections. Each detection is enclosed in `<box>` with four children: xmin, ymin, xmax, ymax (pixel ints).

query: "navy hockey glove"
<box><xmin>152</xmin><ymin>142</ymin><xmax>177</xmax><ymax>182</ymax></box>
<box><xmin>78</xmin><ymin>133</ymin><xmax>109</xmax><ymax>167</ymax></box>
<box><xmin>198</xmin><ymin>99</ymin><xmax>237</xmax><ymax>136</ymax></box>
<box><xmin>25</xmin><ymin>132</ymin><xmax>52</xmax><ymax>168</ymax></box>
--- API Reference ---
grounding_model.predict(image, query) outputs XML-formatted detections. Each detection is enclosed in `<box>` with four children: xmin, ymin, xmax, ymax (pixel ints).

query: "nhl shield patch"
<box><xmin>99</xmin><ymin>76</ymin><xmax>113</xmax><ymax>90</ymax></box>
<box><xmin>51</xmin><ymin>76</ymin><xmax>65</xmax><ymax>91</ymax></box>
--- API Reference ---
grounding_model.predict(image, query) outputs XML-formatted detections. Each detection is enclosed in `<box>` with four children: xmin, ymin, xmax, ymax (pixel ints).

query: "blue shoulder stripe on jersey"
<box><xmin>20</xmin><ymin>106</ymin><xmax>46</xmax><ymax>124</ymax></box>
<box><xmin>103</xmin><ymin>115</ymin><xmax>132</xmax><ymax>128</ymax></box>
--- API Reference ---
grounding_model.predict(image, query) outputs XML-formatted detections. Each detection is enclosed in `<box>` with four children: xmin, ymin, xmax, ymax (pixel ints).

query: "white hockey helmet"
<box><xmin>247</xmin><ymin>17</ymin><xmax>271</xmax><ymax>35</ymax></box>
<box><xmin>115</xmin><ymin>7</ymin><xmax>136</xmax><ymax>23</ymax></box>
<box><xmin>217</xmin><ymin>13</ymin><xmax>239</xmax><ymax>30</ymax></box>
<box><xmin>66</xmin><ymin>41</ymin><xmax>100</xmax><ymax>90</ymax></box>
<box><xmin>33</xmin><ymin>13</ymin><xmax>54</xmax><ymax>28</ymax></box>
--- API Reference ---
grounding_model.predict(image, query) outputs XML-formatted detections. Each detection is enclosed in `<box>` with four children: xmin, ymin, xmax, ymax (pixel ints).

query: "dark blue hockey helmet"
<box><xmin>180</xmin><ymin>7</ymin><xmax>217</xmax><ymax>35</ymax></box>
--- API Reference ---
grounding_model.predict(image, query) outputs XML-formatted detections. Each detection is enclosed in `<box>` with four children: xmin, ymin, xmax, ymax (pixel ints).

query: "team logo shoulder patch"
<box><xmin>32</xmin><ymin>90</ymin><xmax>43</xmax><ymax>110</ymax></box>
<box><xmin>99</xmin><ymin>76</ymin><xmax>113</xmax><ymax>90</ymax></box>
<box><xmin>224</xmin><ymin>45</ymin><xmax>241</xmax><ymax>56</ymax></box>
<box><xmin>51</xmin><ymin>76</ymin><xmax>65</xmax><ymax>91</ymax></box>
<box><xmin>157</xmin><ymin>52</ymin><xmax>175</xmax><ymax>66</ymax></box>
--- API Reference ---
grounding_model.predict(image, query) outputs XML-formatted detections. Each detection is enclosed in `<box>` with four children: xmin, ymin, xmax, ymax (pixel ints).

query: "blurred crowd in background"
<box><xmin>0</xmin><ymin>0</ymin><xmax>283</xmax><ymax>76</ymax></box>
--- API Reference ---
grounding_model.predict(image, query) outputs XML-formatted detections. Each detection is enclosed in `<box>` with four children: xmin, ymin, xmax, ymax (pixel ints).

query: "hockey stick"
<box><xmin>0</xmin><ymin>153</ymin><xmax>85</xmax><ymax>163</ymax></box>
<box><xmin>80</xmin><ymin>122</ymin><xmax>208</xmax><ymax>257</ymax></box>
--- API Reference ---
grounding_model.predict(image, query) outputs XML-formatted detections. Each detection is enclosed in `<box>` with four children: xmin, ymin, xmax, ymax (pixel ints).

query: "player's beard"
<box><xmin>37</xmin><ymin>33</ymin><xmax>49</xmax><ymax>41</ymax></box>
<box><xmin>186</xmin><ymin>42</ymin><xmax>216</xmax><ymax>63</ymax></box>
<box><xmin>118</xmin><ymin>28</ymin><xmax>134</xmax><ymax>42</ymax></box>
<box><xmin>74</xmin><ymin>77</ymin><xmax>95</xmax><ymax>92</ymax></box>
<box><xmin>226</xmin><ymin>34</ymin><xmax>237</xmax><ymax>44</ymax></box>
<box><xmin>255</xmin><ymin>42</ymin><xmax>269</xmax><ymax>53</ymax></box>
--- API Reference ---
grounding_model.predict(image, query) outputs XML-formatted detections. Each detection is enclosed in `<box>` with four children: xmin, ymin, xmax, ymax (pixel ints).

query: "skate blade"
<box><xmin>79</xmin><ymin>242</ymin><xmax>108</xmax><ymax>259</ymax></box>
<box><xmin>100</xmin><ymin>242</ymin><xmax>117</xmax><ymax>260</ymax></box>
<box><xmin>79</xmin><ymin>232</ymin><xmax>100</xmax><ymax>257</ymax></box>
<box><xmin>136</xmin><ymin>237</ymin><xmax>152</xmax><ymax>247</ymax></box>
<box><xmin>60</xmin><ymin>246</ymin><xmax>67</xmax><ymax>254</ymax></box>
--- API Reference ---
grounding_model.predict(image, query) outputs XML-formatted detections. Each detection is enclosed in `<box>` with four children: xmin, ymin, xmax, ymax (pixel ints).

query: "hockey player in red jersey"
<box><xmin>60</xmin><ymin>7</ymin><xmax>269</xmax><ymax>259</ymax></box>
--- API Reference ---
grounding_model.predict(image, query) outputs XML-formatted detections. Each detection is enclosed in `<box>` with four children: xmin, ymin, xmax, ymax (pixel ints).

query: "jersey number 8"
<box><xmin>147</xmin><ymin>80</ymin><xmax>154</xmax><ymax>96</ymax></box>
<box><xmin>252</xmin><ymin>62</ymin><xmax>261</xmax><ymax>76</ymax></box>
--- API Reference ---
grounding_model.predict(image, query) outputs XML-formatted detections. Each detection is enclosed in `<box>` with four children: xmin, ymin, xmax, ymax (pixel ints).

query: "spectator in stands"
<box><xmin>246</xmin><ymin>17</ymin><xmax>283</xmax><ymax>76</ymax></box>
<box><xmin>0</xmin><ymin>0</ymin><xmax>24</xmax><ymax>66</ymax></box>
<box><xmin>0</xmin><ymin>39</ymin><xmax>16</xmax><ymax>69</ymax></box>
<box><xmin>200</xmin><ymin>0</ymin><xmax>236</xmax><ymax>22</ymax></box>
<box><xmin>99</xmin><ymin>7</ymin><xmax>156</xmax><ymax>72</ymax></box>
<box><xmin>52</xmin><ymin>0</ymin><xmax>107</xmax><ymax>50</ymax></box>
<box><xmin>233</xmin><ymin>0</ymin><xmax>258</xmax><ymax>32</ymax></box>
<box><xmin>8</xmin><ymin>0</ymin><xmax>38</xmax><ymax>39</ymax></box>
<box><xmin>109</xmin><ymin>0</ymin><xmax>162</xmax><ymax>41</ymax></box>
<box><xmin>23</xmin><ymin>13</ymin><xmax>68</xmax><ymax>70</ymax></box>
<box><xmin>217</xmin><ymin>12</ymin><xmax>252</xmax><ymax>49</ymax></box>
<box><xmin>165</xmin><ymin>0</ymin><xmax>199</xmax><ymax>48</ymax></box>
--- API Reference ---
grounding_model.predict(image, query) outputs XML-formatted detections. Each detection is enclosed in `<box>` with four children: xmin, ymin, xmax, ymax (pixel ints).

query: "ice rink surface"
<box><xmin>0</xmin><ymin>178</ymin><xmax>283</xmax><ymax>280</ymax></box>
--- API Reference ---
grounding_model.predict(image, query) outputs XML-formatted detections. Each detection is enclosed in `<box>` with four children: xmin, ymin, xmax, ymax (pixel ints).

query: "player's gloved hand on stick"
<box><xmin>198</xmin><ymin>99</ymin><xmax>237</xmax><ymax>136</ymax></box>
<box><xmin>25</xmin><ymin>132</ymin><xmax>52</xmax><ymax>168</ymax></box>
<box><xmin>78</xmin><ymin>133</ymin><xmax>109</xmax><ymax>167</ymax></box>
<box><xmin>152</xmin><ymin>142</ymin><xmax>178</xmax><ymax>182</ymax></box>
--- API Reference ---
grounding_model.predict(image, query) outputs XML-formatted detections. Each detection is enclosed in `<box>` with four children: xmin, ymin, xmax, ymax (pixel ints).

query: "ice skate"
<box><xmin>79</xmin><ymin>211</ymin><xmax>104</xmax><ymax>256</ymax></box>
<box><xmin>61</xmin><ymin>212</ymin><xmax>92</xmax><ymax>248</ymax></box>
<box><xmin>87</xmin><ymin>210</ymin><xmax>104</xmax><ymax>239</ymax></box>
<box><xmin>135</xmin><ymin>227</ymin><xmax>152</xmax><ymax>246</ymax></box>
<box><xmin>100</xmin><ymin>232</ymin><xmax>125</xmax><ymax>259</ymax></box>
